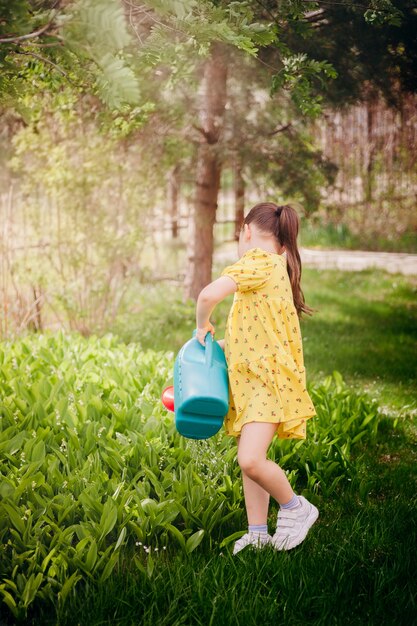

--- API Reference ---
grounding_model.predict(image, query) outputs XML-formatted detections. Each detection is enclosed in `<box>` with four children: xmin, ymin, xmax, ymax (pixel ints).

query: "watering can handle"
<box><xmin>204</xmin><ymin>332</ymin><xmax>213</xmax><ymax>367</ymax></box>
<box><xmin>192</xmin><ymin>329</ymin><xmax>214</xmax><ymax>367</ymax></box>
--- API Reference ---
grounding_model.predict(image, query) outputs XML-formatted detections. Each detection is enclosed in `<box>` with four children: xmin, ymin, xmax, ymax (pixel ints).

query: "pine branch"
<box><xmin>0</xmin><ymin>22</ymin><xmax>56</xmax><ymax>44</ymax></box>
<box><xmin>0</xmin><ymin>1</ymin><xmax>62</xmax><ymax>44</ymax></box>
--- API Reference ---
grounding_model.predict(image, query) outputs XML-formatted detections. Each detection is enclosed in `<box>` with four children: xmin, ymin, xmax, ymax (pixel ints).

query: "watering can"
<box><xmin>162</xmin><ymin>331</ymin><xmax>229</xmax><ymax>439</ymax></box>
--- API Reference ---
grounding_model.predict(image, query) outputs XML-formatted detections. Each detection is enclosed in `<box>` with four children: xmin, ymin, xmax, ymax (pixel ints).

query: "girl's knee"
<box><xmin>237</xmin><ymin>451</ymin><xmax>264</xmax><ymax>478</ymax></box>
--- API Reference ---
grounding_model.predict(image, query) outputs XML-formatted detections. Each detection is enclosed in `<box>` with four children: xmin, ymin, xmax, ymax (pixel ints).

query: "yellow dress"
<box><xmin>221</xmin><ymin>247</ymin><xmax>317</xmax><ymax>439</ymax></box>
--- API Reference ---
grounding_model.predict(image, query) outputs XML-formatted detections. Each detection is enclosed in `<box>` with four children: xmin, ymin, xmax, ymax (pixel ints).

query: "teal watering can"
<box><xmin>171</xmin><ymin>331</ymin><xmax>229</xmax><ymax>439</ymax></box>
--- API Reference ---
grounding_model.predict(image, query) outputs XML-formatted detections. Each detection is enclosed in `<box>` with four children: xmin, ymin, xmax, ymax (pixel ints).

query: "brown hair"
<box><xmin>243</xmin><ymin>202</ymin><xmax>315</xmax><ymax>318</ymax></box>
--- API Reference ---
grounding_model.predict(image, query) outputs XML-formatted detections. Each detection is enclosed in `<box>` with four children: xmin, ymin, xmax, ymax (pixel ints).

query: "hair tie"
<box><xmin>275</xmin><ymin>207</ymin><xmax>282</xmax><ymax>217</ymax></box>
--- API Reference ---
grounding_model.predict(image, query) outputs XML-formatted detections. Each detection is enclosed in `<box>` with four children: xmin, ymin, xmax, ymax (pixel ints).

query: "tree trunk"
<box><xmin>365</xmin><ymin>100</ymin><xmax>376</xmax><ymax>204</ymax></box>
<box><xmin>234</xmin><ymin>154</ymin><xmax>245</xmax><ymax>240</ymax></box>
<box><xmin>168</xmin><ymin>164</ymin><xmax>180</xmax><ymax>238</ymax></box>
<box><xmin>184</xmin><ymin>43</ymin><xmax>228</xmax><ymax>300</ymax></box>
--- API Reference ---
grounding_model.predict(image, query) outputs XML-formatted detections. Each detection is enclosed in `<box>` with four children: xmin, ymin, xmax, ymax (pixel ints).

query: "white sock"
<box><xmin>248</xmin><ymin>523</ymin><xmax>268</xmax><ymax>534</ymax></box>
<box><xmin>280</xmin><ymin>494</ymin><xmax>301</xmax><ymax>510</ymax></box>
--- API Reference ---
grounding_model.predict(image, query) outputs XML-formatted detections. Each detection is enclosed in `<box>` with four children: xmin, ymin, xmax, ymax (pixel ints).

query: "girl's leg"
<box><xmin>237</xmin><ymin>435</ymin><xmax>270</xmax><ymax>526</ymax></box>
<box><xmin>237</xmin><ymin>422</ymin><xmax>295</xmax><ymax>516</ymax></box>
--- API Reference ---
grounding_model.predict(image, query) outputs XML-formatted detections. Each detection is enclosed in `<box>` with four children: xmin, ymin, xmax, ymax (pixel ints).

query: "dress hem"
<box><xmin>224</xmin><ymin>411</ymin><xmax>316</xmax><ymax>439</ymax></box>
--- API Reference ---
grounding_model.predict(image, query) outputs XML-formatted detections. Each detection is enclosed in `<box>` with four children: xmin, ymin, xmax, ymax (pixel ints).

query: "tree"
<box><xmin>261</xmin><ymin>0</ymin><xmax>417</xmax><ymax>107</ymax></box>
<box><xmin>184</xmin><ymin>43</ymin><xmax>228</xmax><ymax>299</ymax></box>
<box><xmin>0</xmin><ymin>0</ymin><xmax>141</xmax><ymax>109</ymax></box>
<box><xmin>4</xmin><ymin>0</ymin><xmax>411</xmax><ymax>307</ymax></box>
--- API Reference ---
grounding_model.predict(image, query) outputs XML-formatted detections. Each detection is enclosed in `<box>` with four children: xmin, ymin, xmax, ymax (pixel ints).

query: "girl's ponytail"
<box><xmin>243</xmin><ymin>202</ymin><xmax>315</xmax><ymax>318</ymax></box>
<box><xmin>276</xmin><ymin>205</ymin><xmax>314</xmax><ymax>318</ymax></box>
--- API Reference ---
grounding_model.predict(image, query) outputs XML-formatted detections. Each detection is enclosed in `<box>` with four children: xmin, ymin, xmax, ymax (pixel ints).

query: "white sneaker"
<box><xmin>232</xmin><ymin>531</ymin><xmax>272</xmax><ymax>555</ymax></box>
<box><xmin>271</xmin><ymin>495</ymin><xmax>319</xmax><ymax>551</ymax></box>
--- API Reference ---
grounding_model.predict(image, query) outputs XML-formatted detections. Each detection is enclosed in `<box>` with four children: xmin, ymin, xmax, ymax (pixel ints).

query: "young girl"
<box><xmin>195</xmin><ymin>202</ymin><xmax>319</xmax><ymax>555</ymax></box>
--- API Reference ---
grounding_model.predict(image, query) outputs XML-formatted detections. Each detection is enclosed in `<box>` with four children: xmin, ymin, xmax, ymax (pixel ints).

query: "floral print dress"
<box><xmin>221</xmin><ymin>247</ymin><xmax>317</xmax><ymax>439</ymax></box>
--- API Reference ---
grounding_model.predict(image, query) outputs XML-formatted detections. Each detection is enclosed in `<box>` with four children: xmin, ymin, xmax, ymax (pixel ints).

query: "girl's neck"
<box><xmin>247</xmin><ymin>239</ymin><xmax>283</xmax><ymax>255</ymax></box>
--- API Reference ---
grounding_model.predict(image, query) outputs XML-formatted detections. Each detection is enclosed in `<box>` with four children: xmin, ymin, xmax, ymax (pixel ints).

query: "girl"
<box><xmin>195</xmin><ymin>202</ymin><xmax>319</xmax><ymax>555</ymax></box>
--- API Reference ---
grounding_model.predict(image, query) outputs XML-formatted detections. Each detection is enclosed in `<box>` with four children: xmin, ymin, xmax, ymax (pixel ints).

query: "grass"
<box><xmin>298</xmin><ymin>219</ymin><xmax>417</xmax><ymax>253</ymax></box>
<box><xmin>35</xmin><ymin>422</ymin><xmax>417</xmax><ymax>626</ymax></box>
<box><xmin>48</xmin><ymin>265</ymin><xmax>415</xmax><ymax>626</ymax></box>
<box><xmin>3</xmin><ymin>266</ymin><xmax>417</xmax><ymax>626</ymax></box>
<box><xmin>301</xmin><ymin>267</ymin><xmax>417</xmax><ymax>414</ymax></box>
<box><xmin>113</xmin><ymin>265</ymin><xmax>417</xmax><ymax>414</ymax></box>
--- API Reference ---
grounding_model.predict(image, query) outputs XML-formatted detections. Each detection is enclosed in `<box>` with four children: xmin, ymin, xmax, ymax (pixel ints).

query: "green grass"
<box><xmin>113</xmin><ymin>266</ymin><xmax>417</xmax><ymax>414</ymax></box>
<box><xmin>298</xmin><ymin>219</ymin><xmax>417</xmax><ymax>253</ymax></box>
<box><xmin>55</xmin><ymin>265</ymin><xmax>414</xmax><ymax>626</ymax></box>
<box><xmin>301</xmin><ymin>267</ymin><xmax>417</xmax><ymax>414</ymax></box>
<box><xmin>31</xmin><ymin>424</ymin><xmax>417</xmax><ymax>626</ymax></box>
<box><xmin>2</xmin><ymin>267</ymin><xmax>417</xmax><ymax>626</ymax></box>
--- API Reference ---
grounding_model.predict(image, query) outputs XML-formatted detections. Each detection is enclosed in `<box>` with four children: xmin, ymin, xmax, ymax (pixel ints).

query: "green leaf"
<box><xmin>219</xmin><ymin>530</ymin><xmax>246</xmax><ymax>549</ymax></box>
<box><xmin>133</xmin><ymin>556</ymin><xmax>146</xmax><ymax>575</ymax></box>
<box><xmin>22</xmin><ymin>572</ymin><xmax>43</xmax><ymax>608</ymax></box>
<box><xmin>31</xmin><ymin>440</ymin><xmax>46</xmax><ymax>463</ymax></box>
<box><xmin>0</xmin><ymin>586</ymin><xmax>18</xmax><ymax>617</ymax></box>
<box><xmin>140</xmin><ymin>498</ymin><xmax>158</xmax><ymax>517</ymax></box>
<box><xmin>3</xmin><ymin>503</ymin><xmax>25</xmax><ymax>534</ymax></box>
<box><xmin>41</xmin><ymin>548</ymin><xmax>57</xmax><ymax>573</ymax></box>
<box><xmin>58</xmin><ymin>572</ymin><xmax>82</xmax><ymax>606</ymax></box>
<box><xmin>1</xmin><ymin>431</ymin><xmax>26</xmax><ymax>455</ymax></box>
<box><xmin>99</xmin><ymin>499</ymin><xmax>118</xmax><ymax>541</ymax></box>
<box><xmin>166</xmin><ymin>523</ymin><xmax>186</xmax><ymax>550</ymax></box>
<box><xmin>86</xmin><ymin>539</ymin><xmax>98</xmax><ymax>571</ymax></box>
<box><xmin>13</xmin><ymin>397</ymin><xmax>27</xmax><ymax>413</ymax></box>
<box><xmin>114</xmin><ymin>526</ymin><xmax>127</xmax><ymax>551</ymax></box>
<box><xmin>96</xmin><ymin>53</ymin><xmax>140</xmax><ymax>109</ymax></box>
<box><xmin>0</xmin><ymin>479</ymin><xmax>15</xmax><ymax>499</ymax></box>
<box><xmin>100</xmin><ymin>551</ymin><xmax>119</xmax><ymax>582</ymax></box>
<box><xmin>360</xmin><ymin>413</ymin><xmax>377</xmax><ymax>428</ymax></box>
<box><xmin>351</xmin><ymin>431</ymin><xmax>366</xmax><ymax>444</ymax></box>
<box><xmin>185</xmin><ymin>529</ymin><xmax>204</xmax><ymax>554</ymax></box>
<box><xmin>146</xmin><ymin>552</ymin><xmax>154</xmax><ymax>578</ymax></box>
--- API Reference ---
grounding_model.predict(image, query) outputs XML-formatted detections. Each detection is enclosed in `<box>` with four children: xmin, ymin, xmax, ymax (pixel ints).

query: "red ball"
<box><xmin>161</xmin><ymin>386</ymin><xmax>175</xmax><ymax>412</ymax></box>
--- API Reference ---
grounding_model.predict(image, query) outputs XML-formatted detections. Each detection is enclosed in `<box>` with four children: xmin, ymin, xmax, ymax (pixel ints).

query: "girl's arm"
<box><xmin>196</xmin><ymin>276</ymin><xmax>237</xmax><ymax>346</ymax></box>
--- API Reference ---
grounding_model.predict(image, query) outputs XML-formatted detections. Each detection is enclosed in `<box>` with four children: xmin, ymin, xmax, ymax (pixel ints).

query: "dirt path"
<box><xmin>215</xmin><ymin>243</ymin><xmax>417</xmax><ymax>276</ymax></box>
<box><xmin>299</xmin><ymin>247</ymin><xmax>417</xmax><ymax>275</ymax></box>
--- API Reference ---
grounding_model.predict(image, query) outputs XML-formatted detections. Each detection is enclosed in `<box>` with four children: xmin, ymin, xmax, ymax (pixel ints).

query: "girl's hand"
<box><xmin>196</xmin><ymin>277</ymin><xmax>236</xmax><ymax>347</ymax></box>
<box><xmin>196</xmin><ymin>322</ymin><xmax>215</xmax><ymax>346</ymax></box>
